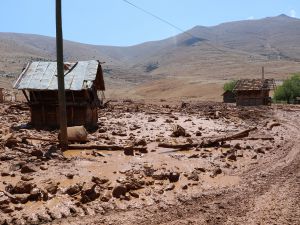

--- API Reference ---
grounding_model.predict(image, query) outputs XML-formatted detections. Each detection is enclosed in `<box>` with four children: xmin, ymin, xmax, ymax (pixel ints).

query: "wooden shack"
<box><xmin>222</xmin><ymin>90</ymin><xmax>235</xmax><ymax>103</ymax></box>
<box><xmin>233</xmin><ymin>79</ymin><xmax>275</xmax><ymax>106</ymax></box>
<box><xmin>14</xmin><ymin>60</ymin><xmax>105</xmax><ymax>129</ymax></box>
<box><xmin>0</xmin><ymin>88</ymin><xmax>3</xmax><ymax>103</ymax></box>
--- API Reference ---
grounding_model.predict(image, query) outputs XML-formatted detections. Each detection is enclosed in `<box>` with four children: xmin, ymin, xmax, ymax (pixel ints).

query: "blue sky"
<box><xmin>0</xmin><ymin>0</ymin><xmax>299</xmax><ymax>46</ymax></box>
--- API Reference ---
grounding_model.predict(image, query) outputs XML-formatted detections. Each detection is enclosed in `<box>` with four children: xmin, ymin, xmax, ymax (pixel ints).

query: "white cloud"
<box><xmin>247</xmin><ymin>16</ymin><xmax>255</xmax><ymax>20</ymax></box>
<box><xmin>290</xmin><ymin>9</ymin><xmax>296</xmax><ymax>18</ymax></box>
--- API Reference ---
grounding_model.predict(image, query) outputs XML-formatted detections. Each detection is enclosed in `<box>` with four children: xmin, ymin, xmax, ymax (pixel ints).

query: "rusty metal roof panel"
<box><xmin>14</xmin><ymin>60</ymin><xmax>100</xmax><ymax>91</ymax></box>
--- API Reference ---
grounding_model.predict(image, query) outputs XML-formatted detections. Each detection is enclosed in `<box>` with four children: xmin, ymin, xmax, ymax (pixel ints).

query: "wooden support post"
<box><xmin>56</xmin><ymin>0</ymin><xmax>68</xmax><ymax>149</ymax></box>
<box><xmin>22</xmin><ymin>90</ymin><xmax>29</xmax><ymax>103</ymax></box>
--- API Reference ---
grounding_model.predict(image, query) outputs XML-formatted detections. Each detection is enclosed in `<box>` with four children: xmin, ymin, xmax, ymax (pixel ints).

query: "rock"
<box><xmin>30</xmin><ymin>149</ymin><xmax>43</xmax><ymax>157</ymax></box>
<box><xmin>66</xmin><ymin>173</ymin><xmax>74</xmax><ymax>179</ymax></box>
<box><xmin>165</xmin><ymin>183</ymin><xmax>175</xmax><ymax>191</ymax></box>
<box><xmin>124</xmin><ymin>148</ymin><xmax>134</xmax><ymax>156</ymax></box>
<box><xmin>188</xmin><ymin>154</ymin><xmax>200</xmax><ymax>159</ymax></box>
<box><xmin>211</xmin><ymin>168</ymin><xmax>222</xmax><ymax>178</ymax></box>
<box><xmin>152</xmin><ymin>170</ymin><xmax>168</xmax><ymax>180</ymax></box>
<box><xmin>195</xmin><ymin>167</ymin><xmax>206</xmax><ymax>173</ymax></box>
<box><xmin>65</xmin><ymin>183</ymin><xmax>83</xmax><ymax>195</ymax></box>
<box><xmin>170</xmin><ymin>125</ymin><xmax>190</xmax><ymax>137</ymax></box>
<box><xmin>1</xmin><ymin>171</ymin><xmax>10</xmax><ymax>177</ymax></box>
<box><xmin>80</xmin><ymin>183</ymin><xmax>100</xmax><ymax>203</ymax></box>
<box><xmin>11</xmin><ymin>181</ymin><xmax>34</xmax><ymax>194</ymax></box>
<box><xmin>100</xmin><ymin>190</ymin><xmax>112</xmax><ymax>202</ymax></box>
<box><xmin>21</xmin><ymin>164</ymin><xmax>38</xmax><ymax>173</ymax></box>
<box><xmin>135</xmin><ymin>139</ymin><xmax>147</xmax><ymax>146</ymax></box>
<box><xmin>168</xmin><ymin>172</ymin><xmax>180</xmax><ymax>183</ymax></box>
<box><xmin>187</xmin><ymin>172</ymin><xmax>199</xmax><ymax>181</ymax></box>
<box><xmin>92</xmin><ymin>176</ymin><xmax>109</xmax><ymax>185</ymax></box>
<box><xmin>21</xmin><ymin>175</ymin><xmax>34</xmax><ymax>181</ymax></box>
<box><xmin>40</xmin><ymin>165</ymin><xmax>48</xmax><ymax>170</ymax></box>
<box><xmin>195</xmin><ymin>131</ymin><xmax>202</xmax><ymax>136</ymax></box>
<box><xmin>129</xmin><ymin>124</ymin><xmax>141</xmax><ymax>131</ymax></box>
<box><xmin>148</xmin><ymin>117</ymin><xmax>156</xmax><ymax>122</ymax></box>
<box><xmin>234</xmin><ymin>143</ymin><xmax>242</xmax><ymax>150</ymax></box>
<box><xmin>0</xmin><ymin>204</ymin><xmax>14</xmax><ymax>213</ymax></box>
<box><xmin>255</xmin><ymin>148</ymin><xmax>265</xmax><ymax>154</ymax></box>
<box><xmin>28</xmin><ymin>188</ymin><xmax>44</xmax><ymax>201</ymax></box>
<box><xmin>112</xmin><ymin>185</ymin><xmax>127</xmax><ymax>198</ymax></box>
<box><xmin>14</xmin><ymin>194</ymin><xmax>29</xmax><ymax>204</ymax></box>
<box><xmin>45</xmin><ymin>182</ymin><xmax>59</xmax><ymax>195</ymax></box>
<box><xmin>227</xmin><ymin>154</ymin><xmax>237</xmax><ymax>161</ymax></box>
<box><xmin>0</xmin><ymin>192</ymin><xmax>10</xmax><ymax>205</ymax></box>
<box><xmin>45</xmin><ymin>182</ymin><xmax>58</xmax><ymax>195</ymax></box>
<box><xmin>98</xmin><ymin>127</ymin><xmax>108</xmax><ymax>133</ymax></box>
<box><xmin>181</xmin><ymin>184</ymin><xmax>188</xmax><ymax>190</ymax></box>
<box><xmin>3</xmin><ymin>133</ymin><xmax>21</xmax><ymax>148</ymax></box>
<box><xmin>129</xmin><ymin>191</ymin><xmax>139</xmax><ymax>198</ymax></box>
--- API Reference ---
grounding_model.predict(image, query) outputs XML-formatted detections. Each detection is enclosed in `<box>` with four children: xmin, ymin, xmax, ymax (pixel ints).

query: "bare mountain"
<box><xmin>1</xmin><ymin>14</ymin><xmax>300</xmax><ymax>100</ymax></box>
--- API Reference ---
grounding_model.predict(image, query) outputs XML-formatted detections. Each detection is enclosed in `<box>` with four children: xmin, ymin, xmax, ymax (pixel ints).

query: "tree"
<box><xmin>223</xmin><ymin>80</ymin><xmax>237</xmax><ymax>92</ymax></box>
<box><xmin>274</xmin><ymin>73</ymin><xmax>300</xmax><ymax>103</ymax></box>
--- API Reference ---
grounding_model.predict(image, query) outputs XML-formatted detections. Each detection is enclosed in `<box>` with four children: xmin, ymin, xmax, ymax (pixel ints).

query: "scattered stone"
<box><xmin>227</xmin><ymin>154</ymin><xmax>237</xmax><ymax>161</ymax></box>
<box><xmin>10</xmin><ymin>181</ymin><xmax>34</xmax><ymax>194</ymax></box>
<box><xmin>168</xmin><ymin>172</ymin><xmax>180</xmax><ymax>183</ymax></box>
<box><xmin>31</xmin><ymin>149</ymin><xmax>43</xmax><ymax>157</ymax></box>
<box><xmin>211</xmin><ymin>168</ymin><xmax>222</xmax><ymax>178</ymax></box>
<box><xmin>45</xmin><ymin>182</ymin><xmax>58</xmax><ymax>194</ymax></box>
<box><xmin>40</xmin><ymin>165</ymin><xmax>48</xmax><ymax>170</ymax></box>
<box><xmin>170</xmin><ymin>125</ymin><xmax>190</xmax><ymax>137</ymax></box>
<box><xmin>21</xmin><ymin>164</ymin><xmax>38</xmax><ymax>174</ymax></box>
<box><xmin>98</xmin><ymin>127</ymin><xmax>108</xmax><ymax>133</ymax></box>
<box><xmin>66</xmin><ymin>173</ymin><xmax>74</xmax><ymax>179</ymax></box>
<box><xmin>65</xmin><ymin>183</ymin><xmax>83</xmax><ymax>196</ymax></box>
<box><xmin>135</xmin><ymin>139</ymin><xmax>147</xmax><ymax>146</ymax></box>
<box><xmin>148</xmin><ymin>117</ymin><xmax>156</xmax><ymax>122</ymax></box>
<box><xmin>165</xmin><ymin>183</ymin><xmax>175</xmax><ymax>191</ymax></box>
<box><xmin>21</xmin><ymin>175</ymin><xmax>34</xmax><ymax>181</ymax></box>
<box><xmin>129</xmin><ymin>191</ymin><xmax>139</xmax><ymax>198</ymax></box>
<box><xmin>112</xmin><ymin>185</ymin><xmax>127</xmax><ymax>198</ymax></box>
<box><xmin>81</xmin><ymin>183</ymin><xmax>100</xmax><ymax>203</ymax></box>
<box><xmin>124</xmin><ymin>148</ymin><xmax>134</xmax><ymax>156</ymax></box>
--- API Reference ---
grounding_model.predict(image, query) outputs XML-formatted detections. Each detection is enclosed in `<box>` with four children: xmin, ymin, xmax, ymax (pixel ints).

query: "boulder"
<box><xmin>112</xmin><ymin>185</ymin><xmax>127</xmax><ymax>198</ymax></box>
<box><xmin>21</xmin><ymin>164</ymin><xmax>38</xmax><ymax>174</ymax></box>
<box><xmin>11</xmin><ymin>181</ymin><xmax>34</xmax><ymax>194</ymax></box>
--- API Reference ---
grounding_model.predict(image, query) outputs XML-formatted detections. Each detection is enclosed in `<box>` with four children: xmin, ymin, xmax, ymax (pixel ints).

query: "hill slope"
<box><xmin>1</xmin><ymin>14</ymin><xmax>300</xmax><ymax>100</ymax></box>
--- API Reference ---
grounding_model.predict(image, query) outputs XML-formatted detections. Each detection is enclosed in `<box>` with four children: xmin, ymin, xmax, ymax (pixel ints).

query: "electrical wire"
<box><xmin>120</xmin><ymin>0</ymin><xmax>227</xmax><ymax>53</ymax></box>
<box><xmin>121</xmin><ymin>0</ymin><xmax>195</xmax><ymax>39</ymax></box>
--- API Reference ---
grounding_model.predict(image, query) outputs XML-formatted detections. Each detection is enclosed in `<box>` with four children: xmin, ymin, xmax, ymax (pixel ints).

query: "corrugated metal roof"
<box><xmin>14</xmin><ymin>60</ymin><xmax>100</xmax><ymax>91</ymax></box>
<box><xmin>234</xmin><ymin>79</ymin><xmax>275</xmax><ymax>91</ymax></box>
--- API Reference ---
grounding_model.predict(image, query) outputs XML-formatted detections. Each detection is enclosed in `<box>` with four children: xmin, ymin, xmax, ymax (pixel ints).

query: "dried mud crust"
<box><xmin>0</xmin><ymin>101</ymin><xmax>299</xmax><ymax>225</ymax></box>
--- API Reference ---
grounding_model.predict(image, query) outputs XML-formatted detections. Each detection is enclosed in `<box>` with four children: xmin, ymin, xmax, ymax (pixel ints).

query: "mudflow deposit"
<box><xmin>0</xmin><ymin>100</ymin><xmax>299</xmax><ymax>225</ymax></box>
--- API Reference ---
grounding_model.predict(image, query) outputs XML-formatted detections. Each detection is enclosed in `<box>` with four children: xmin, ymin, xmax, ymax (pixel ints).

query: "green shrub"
<box><xmin>274</xmin><ymin>73</ymin><xmax>300</xmax><ymax>103</ymax></box>
<box><xmin>223</xmin><ymin>80</ymin><xmax>237</xmax><ymax>92</ymax></box>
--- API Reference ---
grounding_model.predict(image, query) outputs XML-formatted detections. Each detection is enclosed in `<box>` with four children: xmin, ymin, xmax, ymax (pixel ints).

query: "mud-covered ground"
<box><xmin>0</xmin><ymin>100</ymin><xmax>299</xmax><ymax>225</ymax></box>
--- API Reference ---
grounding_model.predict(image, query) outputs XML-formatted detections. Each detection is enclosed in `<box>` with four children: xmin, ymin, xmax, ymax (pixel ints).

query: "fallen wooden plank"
<box><xmin>158</xmin><ymin>143</ymin><xmax>198</xmax><ymax>149</ymax></box>
<box><xmin>158</xmin><ymin>127</ymin><xmax>257</xmax><ymax>149</ymax></box>
<box><xmin>67</xmin><ymin>144</ymin><xmax>147</xmax><ymax>152</ymax></box>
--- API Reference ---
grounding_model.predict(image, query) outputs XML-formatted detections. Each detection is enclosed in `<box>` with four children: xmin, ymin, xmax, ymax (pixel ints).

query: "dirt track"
<box><xmin>54</xmin><ymin>106</ymin><xmax>300</xmax><ymax>225</ymax></box>
<box><xmin>0</xmin><ymin>101</ymin><xmax>299</xmax><ymax>225</ymax></box>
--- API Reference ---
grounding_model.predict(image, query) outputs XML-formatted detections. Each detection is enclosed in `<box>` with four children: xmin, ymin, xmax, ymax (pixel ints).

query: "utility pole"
<box><xmin>56</xmin><ymin>0</ymin><xmax>68</xmax><ymax>148</ymax></box>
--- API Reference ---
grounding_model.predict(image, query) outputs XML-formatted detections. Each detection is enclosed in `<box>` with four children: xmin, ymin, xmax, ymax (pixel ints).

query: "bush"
<box><xmin>274</xmin><ymin>73</ymin><xmax>300</xmax><ymax>103</ymax></box>
<box><xmin>223</xmin><ymin>80</ymin><xmax>237</xmax><ymax>92</ymax></box>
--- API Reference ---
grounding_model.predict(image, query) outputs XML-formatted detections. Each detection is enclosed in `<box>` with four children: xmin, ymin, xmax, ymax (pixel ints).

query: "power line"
<box><xmin>121</xmin><ymin>0</ymin><xmax>195</xmax><ymax>39</ymax></box>
<box><xmin>120</xmin><ymin>0</ymin><xmax>227</xmax><ymax>53</ymax></box>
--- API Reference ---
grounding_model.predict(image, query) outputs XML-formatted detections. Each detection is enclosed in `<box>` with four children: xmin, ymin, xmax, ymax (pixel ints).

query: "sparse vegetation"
<box><xmin>274</xmin><ymin>73</ymin><xmax>300</xmax><ymax>103</ymax></box>
<box><xmin>223</xmin><ymin>80</ymin><xmax>237</xmax><ymax>92</ymax></box>
<box><xmin>145</xmin><ymin>61</ymin><xmax>159</xmax><ymax>72</ymax></box>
